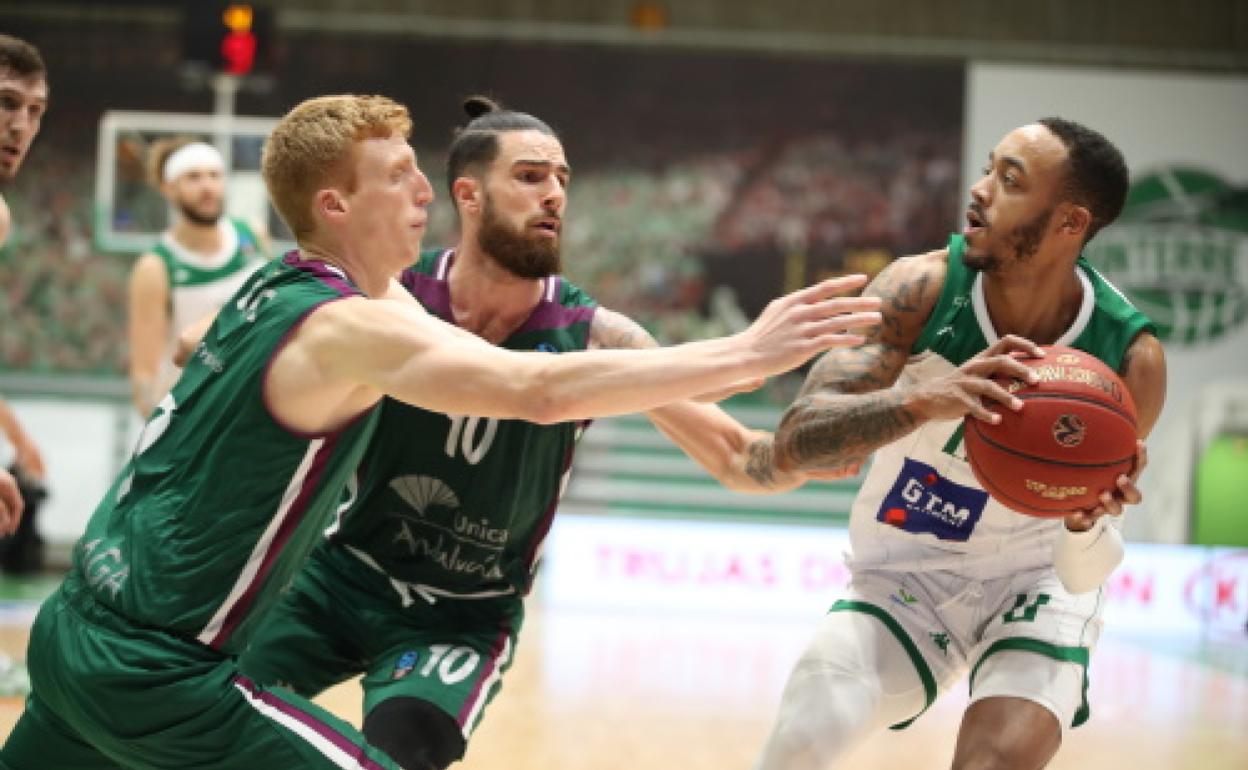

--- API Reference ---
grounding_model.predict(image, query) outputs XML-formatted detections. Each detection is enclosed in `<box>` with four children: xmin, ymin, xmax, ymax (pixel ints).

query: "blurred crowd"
<box><xmin>0</xmin><ymin>146</ymin><xmax>128</xmax><ymax>374</ymax></box>
<box><xmin>0</xmin><ymin>128</ymin><xmax>956</xmax><ymax>374</ymax></box>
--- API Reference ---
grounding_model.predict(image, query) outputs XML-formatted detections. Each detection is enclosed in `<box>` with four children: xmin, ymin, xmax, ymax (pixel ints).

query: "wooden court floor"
<box><xmin>2</xmin><ymin>598</ymin><xmax>1246</xmax><ymax>769</ymax></box>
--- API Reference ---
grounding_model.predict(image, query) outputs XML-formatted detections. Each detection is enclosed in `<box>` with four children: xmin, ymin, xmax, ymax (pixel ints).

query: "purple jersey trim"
<box><xmin>519</xmin><ymin>437</ymin><xmax>581</xmax><ymax>592</ymax></box>
<box><xmin>514</xmin><ymin>275</ymin><xmax>598</xmax><ymax>335</ymax></box>
<box><xmin>233</xmin><ymin>675</ymin><xmax>392</xmax><ymax>769</ymax></box>
<box><xmin>402</xmin><ymin>251</ymin><xmax>597</xmax><ymax>336</ymax></box>
<box><xmin>206</xmin><ymin>433</ymin><xmax>341</xmax><ymax>650</ymax></box>
<box><xmin>401</xmin><ymin>269</ymin><xmax>454</xmax><ymax>321</ymax></box>
<box><xmin>455</xmin><ymin>621</ymin><xmax>514</xmax><ymax>728</ymax></box>
<box><xmin>282</xmin><ymin>250</ymin><xmax>361</xmax><ymax>298</ymax></box>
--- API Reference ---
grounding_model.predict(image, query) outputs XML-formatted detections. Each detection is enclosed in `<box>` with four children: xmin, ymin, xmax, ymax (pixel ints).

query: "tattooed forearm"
<box><xmin>777</xmin><ymin>390</ymin><xmax>919</xmax><ymax>470</ymax></box>
<box><xmin>743</xmin><ymin>438</ymin><xmax>778</xmax><ymax>488</ymax></box>
<box><xmin>775</xmin><ymin>254</ymin><xmax>941</xmax><ymax>471</ymax></box>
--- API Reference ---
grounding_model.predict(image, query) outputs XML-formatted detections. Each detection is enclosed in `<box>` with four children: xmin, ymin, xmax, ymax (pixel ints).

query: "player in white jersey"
<box><xmin>127</xmin><ymin>136</ymin><xmax>269</xmax><ymax>416</ymax></box>
<box><xmin>754</xmin><ymin>118</ymin><xmax>1167</xmax><ymax>770</ymax></box>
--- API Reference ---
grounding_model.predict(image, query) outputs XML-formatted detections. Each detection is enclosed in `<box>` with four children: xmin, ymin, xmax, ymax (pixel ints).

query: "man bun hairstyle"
<box><xmin>446</xmin><ymin>95</ymin><xmax>557</xmax><ymax>197</ymax></box>
<box><xmin>1038</xmin><ymin>116</ymin><xmax>1129</xmax><ymax>245</ymax></box>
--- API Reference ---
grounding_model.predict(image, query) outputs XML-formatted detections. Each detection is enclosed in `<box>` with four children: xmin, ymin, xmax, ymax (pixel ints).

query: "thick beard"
<box><xmin>962</xmin><ymin>206</ymin><xmax>1054</xmax><ymax>273</ymax></box>
<box><xmin>178</xmin><ymin>199</ymin><xmax>222</xmax><ymax>227</ymax></box>
<box><xmin>477</xmin><ymin>198</ymin><xmax>561</xmax><ymax>280</ymax></box>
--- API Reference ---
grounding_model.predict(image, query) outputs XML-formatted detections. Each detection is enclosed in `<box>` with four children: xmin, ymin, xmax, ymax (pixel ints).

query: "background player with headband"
<box><xmin>127</xmin><ymin>137</ymin><xmax>269</xmax><ymax>417</ymax></box>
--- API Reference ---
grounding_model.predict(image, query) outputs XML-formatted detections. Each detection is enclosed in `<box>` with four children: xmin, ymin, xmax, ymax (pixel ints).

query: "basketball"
<box><xmin>963</xmin><ymin>345</ymin><xmax>1138</xmax><ymax>517</ymax></box>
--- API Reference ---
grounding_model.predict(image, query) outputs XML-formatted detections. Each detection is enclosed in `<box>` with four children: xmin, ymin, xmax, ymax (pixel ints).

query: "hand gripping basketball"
<box><xmin>963</xmin><ymin>345</ymin><xmax>1139</xmax><ymax>517</ymax></box>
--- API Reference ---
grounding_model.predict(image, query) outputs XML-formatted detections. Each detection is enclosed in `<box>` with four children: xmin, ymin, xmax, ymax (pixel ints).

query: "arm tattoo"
<box><xmin>743</xmin><ymin>438</ymin><xmax>777</xmax><ymax>488</ymax></box>
<box><xmin>778</xmin><ymin>261</ymin><xmax>936</xmax><ymax>469</ymax></box>
<box><xmin>781</xmin><ymin>391</ymin><xmax>918</xmax><ymax>469</ymax></box>
<box><xmin>591</xmin><ymin>309</ymin><xmax>659</xmax><ymax>350</ymax></box>
<box><xmin>878</xmin><ymin>269</ymin><xmax>930</xmax><ymax>339</ymax></box>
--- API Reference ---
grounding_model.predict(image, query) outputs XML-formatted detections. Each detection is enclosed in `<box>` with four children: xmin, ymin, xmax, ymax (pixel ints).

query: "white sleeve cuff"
<box><xmin>1053</xmin><ymin>517</ymin><xmax>1125</xmax><ymax>595</ymax></box>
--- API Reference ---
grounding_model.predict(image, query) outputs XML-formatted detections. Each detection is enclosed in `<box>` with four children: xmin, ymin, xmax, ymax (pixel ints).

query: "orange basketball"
<box><xmin>963</xmin><ymin>345</ymin><xmax>1138</xmax><ymax>518</ymax></box>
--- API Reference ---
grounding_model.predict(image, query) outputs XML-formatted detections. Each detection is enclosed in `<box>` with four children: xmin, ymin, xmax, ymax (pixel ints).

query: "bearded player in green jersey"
<box><xmin>238</xmin><ymin>96</ymin><xmax>862</xmax><ymax>770</ymax></box>
<box><xmin>0</xmin><ymin>94</ymin><xmax>881</xmax><ymax>769</ymax></box>
<box><xmin>754</xmin><ymin>119</ymin><xmax>1166</xmax><ymax>770</ymax></box>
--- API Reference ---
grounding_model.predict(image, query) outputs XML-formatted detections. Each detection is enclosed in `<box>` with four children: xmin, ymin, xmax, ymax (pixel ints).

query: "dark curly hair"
<box><xmin>1039</xmin><ymin>117</ymin><xmax>1129</xmax><ymax>244</ymax></box>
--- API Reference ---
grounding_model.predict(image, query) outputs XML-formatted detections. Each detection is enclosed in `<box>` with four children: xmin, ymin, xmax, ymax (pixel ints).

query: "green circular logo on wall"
<box><xmin>1084</xmin><ymin>167</ymin><xmax>1248</xmax><ymax>347</ymax></box>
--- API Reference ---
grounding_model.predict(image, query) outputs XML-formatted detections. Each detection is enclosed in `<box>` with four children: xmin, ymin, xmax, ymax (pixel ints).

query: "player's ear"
<box><xmin>1062</xmin><ymin>203</ymin><xmax>1092</xmax><ymax>240</ymax></box>
<box><xmin>452</xmin><ymin>176</ymin><xmax>481</xmax><ymax>215</ymax></box>
<box><xmin>313</xmin><ymin>188</ymin><xmax>347</xmax><ymax>222</ymax></box>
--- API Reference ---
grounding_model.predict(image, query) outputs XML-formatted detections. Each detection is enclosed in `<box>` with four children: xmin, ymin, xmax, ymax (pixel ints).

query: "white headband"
<box><xmin>163</xmin><ymin>142</ymin><xmax>225</xmax><ymax>183</ymax></box>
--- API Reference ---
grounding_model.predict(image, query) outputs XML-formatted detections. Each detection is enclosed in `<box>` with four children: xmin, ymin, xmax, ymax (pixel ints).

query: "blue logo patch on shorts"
<box><xmin>876</xmin><ymin>458</ymin><xmax>988</xmax><ymax>542</ymax></box>
<box><xmin>392</xmin><ymin>650</ymin><xmax>421</xmax><ymax>680</ymax></box>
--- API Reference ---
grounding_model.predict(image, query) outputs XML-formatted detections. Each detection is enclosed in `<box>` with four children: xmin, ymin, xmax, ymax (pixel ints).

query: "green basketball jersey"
<box><xmin>325</xmin><ymin>248</ymin><xmax>597</xmax><ymax>601</ymax></box>
<box><xmin>151</xmin><ymin>217</ymin><xmax>264</xmax><ymax>291</ymax></box>
<box><xmin>913</xmin><ymin>234</ymin><xmax>1155</xmax><ymax>369</ymax></box>
<box><xmin>74</xmin><ymin>252</ymin><xmax>380</xmax><ymax>655</ymax></box>
<box><xmin>150</xmin><ymin>217</ymin><xmax>267</xmax><ymax>398</ymax></box>
<box><xmin>846</xmin><ymin>234</ymin><xmax>1155</xmax><ymax>577</ymax></box>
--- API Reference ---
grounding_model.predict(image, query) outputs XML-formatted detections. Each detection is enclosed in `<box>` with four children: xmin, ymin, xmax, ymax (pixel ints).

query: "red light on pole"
<box><xmin>220</xmin><ymin>30</ymin><xmax>256</xmax><ymax>74</ymax></box>
<box><xmin>219</xmin><ymin>4</ymin><xmax>256</xmax><ymax>75</ymax></box>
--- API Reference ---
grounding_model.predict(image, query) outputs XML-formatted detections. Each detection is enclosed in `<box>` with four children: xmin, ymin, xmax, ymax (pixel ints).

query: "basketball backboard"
<box><xmin>94</xmin><ymin>110</ymin><xmax>294</xmax><ymax>255</ymax></box>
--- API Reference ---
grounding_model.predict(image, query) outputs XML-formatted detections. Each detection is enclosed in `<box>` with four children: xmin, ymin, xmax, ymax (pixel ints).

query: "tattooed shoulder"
<box><xmin>590</xmin><ymin>308</ymin><xmax>660</xmax><ymax>350</ymax></box>
<box><xmin>799</xmin><ymin>253</ymin><xmax>945</xmax><ymax>397</ymax></box>
<box><xmin>743</xmin><ymin>438</ymin><xmax>777</xmax><ymax>487</ymax></box>
<box><xmin>865</xmin><ymin>251</ymin><xmax>946</xmax><ymax>344</ymax></box>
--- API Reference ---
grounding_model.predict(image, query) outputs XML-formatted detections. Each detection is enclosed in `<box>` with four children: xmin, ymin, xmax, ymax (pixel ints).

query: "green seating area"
<box><xmin>563</xmin><ymin>400</ymin><xmax>861</xmax><ymax>526</ymax></box>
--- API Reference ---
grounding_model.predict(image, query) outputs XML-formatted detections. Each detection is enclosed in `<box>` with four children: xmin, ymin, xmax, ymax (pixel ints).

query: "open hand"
<box><xmin>742</xmin><ymin>275</ymin><xmax>882</xmax><ymax>378</ymax></box>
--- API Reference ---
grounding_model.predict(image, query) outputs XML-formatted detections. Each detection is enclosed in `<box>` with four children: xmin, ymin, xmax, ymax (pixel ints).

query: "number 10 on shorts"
<box><xmin>419</xmin><ymin>644</ymin><xmax>482</xmax><ymax>685</ymax></box>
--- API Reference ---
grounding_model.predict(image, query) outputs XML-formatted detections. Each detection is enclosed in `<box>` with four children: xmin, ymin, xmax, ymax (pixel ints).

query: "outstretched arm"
<box><xmin>591</xmin><ymin>307</ymin><xmax>858</xmax><ymax>493</ymax></box>
<box><xmin>775</xmin><ymin>252</ymin><xmax>1041</xmax><ymax>474</ymax></box>
<box><xmin>268</xmin><ymin>275</ymin><xmax>882</xmax><ymax>435</ymax></box>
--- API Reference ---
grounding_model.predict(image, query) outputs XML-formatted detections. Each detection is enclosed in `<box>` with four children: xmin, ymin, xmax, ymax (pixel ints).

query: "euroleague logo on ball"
<box><xmin>1052</xmin><ymin>414</ymin><xmax>1086</xmax><ymax>447</ymax></box>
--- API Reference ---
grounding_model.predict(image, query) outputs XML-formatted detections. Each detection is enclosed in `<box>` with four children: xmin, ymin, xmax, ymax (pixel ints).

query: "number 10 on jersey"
<box><xmin>444</xmin><ymin>414</ymin><xmax>499</xmax><ymax>465</ymax></box>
